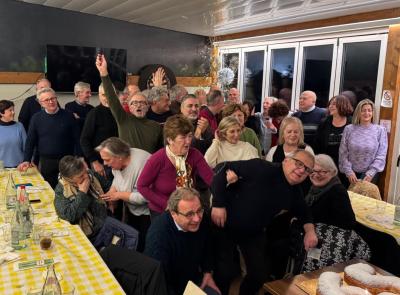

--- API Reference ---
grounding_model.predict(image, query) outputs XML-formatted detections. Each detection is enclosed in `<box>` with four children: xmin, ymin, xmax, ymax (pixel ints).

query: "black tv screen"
<box><xmin>46</xmin><ymin>45</ymin><xmax>127</xmax><ymax>92</ymax></box>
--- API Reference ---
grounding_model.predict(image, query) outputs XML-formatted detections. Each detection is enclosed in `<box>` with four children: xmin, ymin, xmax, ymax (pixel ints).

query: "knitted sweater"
<box><xmin>24</xmin><ymin>109</ymin><xmax>80</xmax><ymax>161</ymax></box>
<box><xmin>293</xmin><ymin>107</ymin><xmax>326</xmax><ymax>147</ymax></box>
<box><xmin>0</xmin><ymin>121</ymin><xmax>26</xmax><ymax>167</ymax></box>
<box><xmin>65</xmin><ymin>101</ymin><xmax>94</xmax><ymax>130</ymax></box>
<box><xmin>102</xmin><ymin>75</ymin><xmax>163</xmax><ymax>153</ymax></box>
<box><xmin>204</xmin><ymin>139</ymin><xmax>259</xmax><ymax>168</ymax></box>
<box><xmin>18</xmin><ymin>95</ymin><xmax>41</xmax><ymax>132</ymax></box>
<box><xmin>144</xmin><ymin>212</ymin><xmax>213</xmax><ymax>295</ymax></box>
<box><xmin>80</xmin><ymin>104</ymin><xmax>118</xmax><ymax>163</ymax></box>
<box><xmin>137</xmin><ymin>147</ymin><xmax>213</xmax><ymax>213</ymax></box>
<box><xmin>339</xmin><ymin>124</ymin><xmax>388</xmax><ymax>177</ymax></box>
<box><xmin>240</xmin><ymin>127</ymin><xmax>262</xmax><ymax>157</ymax></box>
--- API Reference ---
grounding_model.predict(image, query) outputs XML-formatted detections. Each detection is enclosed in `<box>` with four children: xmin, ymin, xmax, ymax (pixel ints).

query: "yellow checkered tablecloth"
<box><xmin>0</xmin><ymin>169</ymin><xmax>125</xmax><ymax>295</ymax></box>
<box><xmin>349</xmin><ymin>191</ymin><xmax>400</xmax><ymax>242</ymax></box>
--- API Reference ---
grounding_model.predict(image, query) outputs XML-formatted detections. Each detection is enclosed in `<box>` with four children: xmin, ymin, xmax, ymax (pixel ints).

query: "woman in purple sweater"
<box><xmin>339</xmin><ymin>99</ymin><xmax>388</xmax><ymax>185</ymax></box>
<box><xmin>138</xmin><ymin>115</ymin><xmax>213</xmax><ymax>218</ymax></box>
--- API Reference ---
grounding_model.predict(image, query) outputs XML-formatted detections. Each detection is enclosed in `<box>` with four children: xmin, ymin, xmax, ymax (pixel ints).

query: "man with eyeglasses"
<box><xmin>18</xmin><ymin>87</ymin><xmax>80</xmax><ymax>188</ymax></box>
<box><xmin>145</xmin><ymin>187</ymin><xmax>220</xmax><ymax>295</ymax></box>
<box><xmin>211</xmin><ymin>149</ymin><xmax>318</xmax><ymax>295</ymax></box>
<box><xmin>95</xmin><ymin>54</ymin><xmax>163</xmax><ymax>154</ymax></box>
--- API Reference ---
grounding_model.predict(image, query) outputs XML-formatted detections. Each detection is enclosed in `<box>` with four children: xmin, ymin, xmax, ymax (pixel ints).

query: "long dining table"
<box><xmin>349</xmin><ymin>191</ymin><xmax>400</xmax><ymax>243</ymax></box>
<box><xmin>0</xmin><ymin>168</ymin><xmax>125</xmax><ymax>295</ymax></box>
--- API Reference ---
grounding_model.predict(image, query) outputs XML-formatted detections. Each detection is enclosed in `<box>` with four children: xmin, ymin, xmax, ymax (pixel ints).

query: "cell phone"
<box><xmin>95</xmin><ymin>47</ymin><xmax>103</xmax><ymax>56</ymax></box>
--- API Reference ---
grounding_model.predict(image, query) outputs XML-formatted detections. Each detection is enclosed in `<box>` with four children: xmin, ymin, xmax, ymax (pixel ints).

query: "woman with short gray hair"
<box><xmin>300</xmin><ymin>154</ymin><xmax>370</xmax><ymax>272</ymax></box>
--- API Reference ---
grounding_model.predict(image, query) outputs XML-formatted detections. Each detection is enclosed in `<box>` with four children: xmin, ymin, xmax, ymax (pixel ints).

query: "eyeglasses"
<box><xmin>311</xmin><ymin>169</ymin><xmax>330</xmax><ymax>176</ymax></box>
<box><xmin>40</xmin><ymin>97</ymin><xmax>57</xmax><ymax>103</ymax></box>
<box><xmin>290</xmin><ymin>158</ymin><xmax>313</xmax><ymax>175</ymax></box>
<box><xmin>176</xmin><ymin>208</ymin><xmax>204</xmax><ymax>219</ymax></box>
<box><xmin>129</xmin><ymin>100</ymin><xmax>147</xmax><ymax>106</ymax></box>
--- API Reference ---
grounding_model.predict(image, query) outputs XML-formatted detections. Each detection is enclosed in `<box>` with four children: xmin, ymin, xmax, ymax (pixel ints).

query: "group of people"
<box><xmin>0</xmin><ymin>53</ymin><xmax>396</xmax><ymax>295</ymax></box>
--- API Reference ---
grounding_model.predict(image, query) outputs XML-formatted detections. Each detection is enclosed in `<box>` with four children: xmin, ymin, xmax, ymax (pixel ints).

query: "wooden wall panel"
<box><xmin>0</xmin><ymin>73</ymin><xmax>211</xmax><ymax>88</ymax></box>
<box><xmin>0</xmin><ymin>72</ymin><xmax>44</xmax><ymax>84</ymax></box>
<box><xmin>379</xmin><ymin>24</ymin><xmax>400</xmax><ymax>201</ymax></box>
<box><xmin>217</xmin><ymin>8</ymin><xmax>400</xmax><ymax>41</ymax></box>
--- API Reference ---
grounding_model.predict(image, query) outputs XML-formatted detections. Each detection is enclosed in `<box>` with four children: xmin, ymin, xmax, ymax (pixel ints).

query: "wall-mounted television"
<box><xmin>46</xmin><ymin>45</ymin><xmax>127</xmax><ymax>92</ymax></box>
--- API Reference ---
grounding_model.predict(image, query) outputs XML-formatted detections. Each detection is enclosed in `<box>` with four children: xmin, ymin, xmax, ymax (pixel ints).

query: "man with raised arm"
<box><xmin>95</xmin><ymin>54</ymin><xmax>163</xmax><ymax>154</ymax></box>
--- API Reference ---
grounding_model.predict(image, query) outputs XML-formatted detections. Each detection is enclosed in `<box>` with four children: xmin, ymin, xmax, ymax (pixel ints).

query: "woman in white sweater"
<box><xmin>205</xmin><ymin>116</ymin><xmax>259</xmax><ymax>168</ymax></box>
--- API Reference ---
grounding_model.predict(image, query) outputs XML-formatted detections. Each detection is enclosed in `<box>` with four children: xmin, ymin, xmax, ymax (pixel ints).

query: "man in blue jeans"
<box><xmin>145</xmin><ymin>187</ymin><xmax>220</xmax><ymax>295</ymax></box>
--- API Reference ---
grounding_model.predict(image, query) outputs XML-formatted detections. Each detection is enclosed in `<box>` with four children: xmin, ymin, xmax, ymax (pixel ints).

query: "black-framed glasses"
<box><xmin>176</xmin><ymin>208</ymin><xmax>204</xmax><ymax>219</ymax></box>
<box><xmin>290</xmin><ymin>158</ymin><xmax>313</xmax><ymax>175</ymax></box>
<box><xmin>311</xmin><ymin>169</ymin><xmax>330</xmax><ymax>176</ymax></box>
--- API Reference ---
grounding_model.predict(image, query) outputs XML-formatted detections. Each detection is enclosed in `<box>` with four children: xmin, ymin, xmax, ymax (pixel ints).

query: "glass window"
<box><xmin>269</xmin><ymin>48</ymin><xmax>295</xmax><ymax>108</ymax></box>
<box><xmin>222</xmin><ymin>53</ymin><xmax>240</xmax><ymax>89</ymax></box>
<box><xmin>243</xmin><ymin>50</ymin><xmax>265</xmax><ymax>112</ymax></box>
<box><xmin>339</xmin><ymin>41</ymin><xmax>381</xmax><ymax>105</ymax></box>
<box><xmin>301</xmin><ymin>44</ymin><xmax>333</xmax><ymax>108</ymax></box>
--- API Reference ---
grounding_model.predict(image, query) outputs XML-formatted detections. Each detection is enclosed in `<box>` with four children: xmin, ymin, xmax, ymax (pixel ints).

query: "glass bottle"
<box><xmin>5</xmin><ymin>172</ymin><xmax>17</xmax><ymax>209</ymax></box>
<box><xmin>42</xmin><ymin>264</ymin><xmax>61</xmax><ymax>295</ymax></box>
<box><xmin>18</xmin><ymin>185</ymin><xmax>33</xmax><ymax>237</ymax></box>
<box><xmin>11</xmin><ymin>196</ymin><xmax>27</xmax><ymax>249</ymax></box>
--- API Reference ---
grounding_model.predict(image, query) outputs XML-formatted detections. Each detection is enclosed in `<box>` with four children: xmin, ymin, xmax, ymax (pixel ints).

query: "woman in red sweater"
<box><xmin>138</xmin><ymin>115</ymin><xmax>213</xmax><ymax>219</ymax></box>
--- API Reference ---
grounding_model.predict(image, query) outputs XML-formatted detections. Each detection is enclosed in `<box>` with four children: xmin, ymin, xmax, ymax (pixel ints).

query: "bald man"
<box><xmin>228</xmin><ymin>88</ymin><xmax>240</xmax><ymax>104</ymax></box>
<box><xmin>293</xmin><ymin>90</ymin><xmax>326</xmax><ymax>148</ymax></box>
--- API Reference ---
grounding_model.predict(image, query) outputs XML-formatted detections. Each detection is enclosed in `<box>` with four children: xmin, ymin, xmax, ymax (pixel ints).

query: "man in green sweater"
<box><xmin>95</xmin><ymin>54</ymin><xmax>163</xmax><ymax>154</ymax></box>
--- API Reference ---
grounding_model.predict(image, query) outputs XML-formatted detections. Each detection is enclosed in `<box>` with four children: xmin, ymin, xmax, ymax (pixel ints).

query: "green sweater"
<box><xmin>240</xmin><ymin>127</ymin><xmax>262</xmax><ymax>157</ymax></box>
<box><xmin>102</xmin><ymin>75</ymin><xmax>163</xmax><ymax>153</ymax></box>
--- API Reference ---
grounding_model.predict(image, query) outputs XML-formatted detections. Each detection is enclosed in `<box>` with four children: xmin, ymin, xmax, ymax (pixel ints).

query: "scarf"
<box><xmin>305</xmin><ymin>176</ymin><xmax>341</xmax><ymax>206</ymax></box>
<box><xmin>165</xmin><ymin>145</ymin><xmax>193</xmax><ymax>188</ymax></box>
<box><xmin>59</xmin><ymin>171</ymin><xmax>105</xmax><ymax>236</ymax></box>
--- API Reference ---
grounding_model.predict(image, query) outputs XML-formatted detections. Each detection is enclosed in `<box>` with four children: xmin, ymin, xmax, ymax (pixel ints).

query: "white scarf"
<box><xmin>165</xmin><ymin>145</ymin><xmax>192</xmax><ymax>188</ymax></box>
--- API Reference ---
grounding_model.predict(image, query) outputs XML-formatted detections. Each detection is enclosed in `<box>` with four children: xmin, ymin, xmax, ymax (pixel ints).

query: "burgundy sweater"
<box><xmin>137</xmin><ymin>147</ymin><xmax>213</xmax><ymax>212</ymax></box>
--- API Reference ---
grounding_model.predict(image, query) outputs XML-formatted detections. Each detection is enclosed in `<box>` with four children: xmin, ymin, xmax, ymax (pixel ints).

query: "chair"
<box><xmin>348</xmin><ymin>180</ymin><xmax>382</xmax><ymax>200</ymax></box>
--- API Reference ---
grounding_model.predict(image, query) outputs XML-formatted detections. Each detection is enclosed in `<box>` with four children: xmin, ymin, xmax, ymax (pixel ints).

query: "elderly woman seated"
<box><xmin>298</xmin><ymin>154</ymin><xmax>371</xmax><ymax>272</ymax></box>
<box><xmin>54</xmin><ymin>156</ymin><xmax>139</xmax><ymax>250</ymax></box>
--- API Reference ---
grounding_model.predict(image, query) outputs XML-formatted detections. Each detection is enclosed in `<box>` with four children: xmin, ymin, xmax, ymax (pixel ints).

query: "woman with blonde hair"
<box><xmin>204</xmin><ymin>116</ymin><xmax>258</xmax><ymax>168</ymax></box>
<box><xmin>266</xmin><ymin>116</ymin><xmax>314</xmax><ymax>162</ymax></box>
<box><xmin>339</xmin><ymin>99</ymin><xmax>387</xmax><ymax>185</ymax></box>
<box><xmin>222</xmin><ymin>103</ymin><xmax>262</xmax><ymax>156</ymax></box>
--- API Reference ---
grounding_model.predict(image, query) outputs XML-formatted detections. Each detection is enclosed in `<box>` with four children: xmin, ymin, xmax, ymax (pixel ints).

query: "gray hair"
<box><xmin>129</xmin><ymin>92</ymin><xmax>147</xmax><ymax>105</ymax></box>
<box><xmin>291</xmin><ymin>149</ymin><xmax>315</xmax><ymax>166</ymax></box>
<box><xmin>141</xmin><ymin>89</ymin><xmax>150</xmax><ymax>101</ymax></box>
<box><xmin>167</xmin><ymin>187</ymin><xmax>201</xmax><ymax>213</ymax></box>
<box><xmin>59</xmin><ymin>156</ymin><xmax>85</xmax><ymax>179</ymax></box>
<box><xmin>169</xmin><ymin>84</ymin><xmax>187</xmax><ymax>102</ymax></box>
<box><xmin>37</xmin><ymin>87</ymin><xmax>56</xmax><ymax>99</ymax></box>
<box><xmin>36</xmin><ymin>78</ymin><xmax>51</xmax><ymax>87</ymax></box>
<box><xmin>74</xmin><ymin>81</ymin><xmax>91</xmax><ymax>96</ymax></box>
<box><xmin>181</xmin><ymin>94</ymin><xmax>197</xmax><ymax>105</ymax></box>
<box><xmin>314</xmin><ymin>154</ymin><xmax>338</xmax><ymax>176</ymax></box>
<box><xmin>95</xmin><ymin>137</ymin><xmax>130</xmax><ymax>158</ymax></box>
<box><xmin>207</xmin><ymin>90</ymin><xmax>223</xmax><ymax>106</ymax></box>
<box><xmin>148</xmin><ymin>86</ymin><xmax>169</xmax><ymax>103</ymax></box>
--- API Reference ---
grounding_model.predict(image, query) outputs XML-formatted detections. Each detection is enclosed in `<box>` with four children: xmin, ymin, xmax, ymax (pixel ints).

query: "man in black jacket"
<box><xmin>211</xmin><ymin>149</ymin><xmax>318</xmax><ymax>295</ymax></box>
<box><xmin>145</xmin><ymin>187</ymin><xmax>220</xmax><ymax>295</ymax></box>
